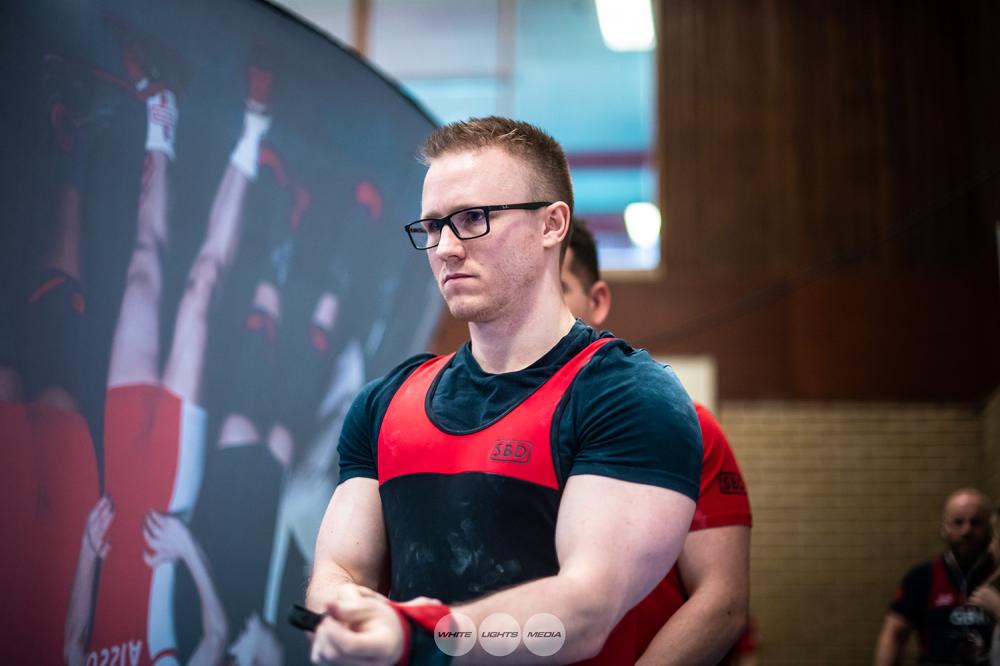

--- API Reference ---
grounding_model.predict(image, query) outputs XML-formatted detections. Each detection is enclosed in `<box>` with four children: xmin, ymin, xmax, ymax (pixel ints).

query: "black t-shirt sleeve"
<box><xmin>564</xmin><ymin>344</ymin><xmax>703</xmax><ymax>500</ymax></box>
<box><xmin>889</xmin><ymin>562</ymin><xmax>931</xmax><ymax>624</ymax></box>
<box><xmin>337</xmin><ymin>378</ymin><xmax>381</xmax><ymax>483</ymax></box>
<box><xmin>337</xmin><ymin>354</ymin><xmax>436</xmax><ymax>485</ymax></box>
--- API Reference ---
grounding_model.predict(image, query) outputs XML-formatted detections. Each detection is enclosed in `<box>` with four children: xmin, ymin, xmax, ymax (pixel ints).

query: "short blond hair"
<box><xmin>421</xmin><ymin>116</ymin><xmax>574</xmax><ymax>218</ymax></box>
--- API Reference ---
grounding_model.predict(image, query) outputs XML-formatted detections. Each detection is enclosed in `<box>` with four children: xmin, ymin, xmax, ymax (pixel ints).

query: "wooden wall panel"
<box><xmin>658</xmin><ymin>0</ymin><xmax>975</xmax><ymax>273</ymax></box>
<box><xmin>430</xmin><ymin>0</ymin><xmax>1000</xmax><ymax>401</ymax></box>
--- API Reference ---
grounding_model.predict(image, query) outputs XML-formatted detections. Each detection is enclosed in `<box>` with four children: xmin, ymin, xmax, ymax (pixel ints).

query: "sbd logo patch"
<box><xmin>489</xmin><ymin>439</ymin><xmax>532</xmax><ymax>463</ymax></box>
<box><xmin>718</xmin><ymin>472</ymin><xmax>747</xmax><ymax>495</ymax></box>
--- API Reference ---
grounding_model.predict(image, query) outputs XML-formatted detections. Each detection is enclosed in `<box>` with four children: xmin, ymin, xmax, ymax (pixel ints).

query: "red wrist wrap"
<box><xmin>387</xmin><ymin>600</ymin><xmax>453</xmax><ymax>666</ymax></box>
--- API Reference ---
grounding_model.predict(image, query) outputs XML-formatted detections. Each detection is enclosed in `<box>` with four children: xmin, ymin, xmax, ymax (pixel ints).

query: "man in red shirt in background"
<box><xmin>561</xmin><ymin>219</ymin><xmax>754</xmax><ymax>665</ymax></box>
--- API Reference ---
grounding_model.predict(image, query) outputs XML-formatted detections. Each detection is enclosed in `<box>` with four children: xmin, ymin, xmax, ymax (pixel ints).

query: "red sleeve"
<box><xmin>732</xmin><ymin>618</ymin><xmax>758</xmax><ymax>655</ymax></box>
<box><xmin>690</xmin><ymin>403</ymin><xmax>752</xmax><ymax>531</ymax></box>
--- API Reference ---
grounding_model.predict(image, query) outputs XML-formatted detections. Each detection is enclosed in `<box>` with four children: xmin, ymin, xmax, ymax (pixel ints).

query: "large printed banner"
<box><xmin>0</xmin><ymin>1</ymin><xmax>439</xmax><ymax>663</ymax></box>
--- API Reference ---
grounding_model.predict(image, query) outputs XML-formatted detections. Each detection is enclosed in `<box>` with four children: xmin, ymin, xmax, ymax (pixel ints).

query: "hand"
<box><xmin>142</xmin><ymin>511</ymin><xmax>193</xmax><ymax>567</ymax></box>
<box><xmin>229</xmin><ymin>613</ymin><xmax>283</xmax><ymax>666</ymax></box>
<box><xmin>310</xmin><ymin>597</ymin><xmax>404</xmax><ymax>666</ymax></box>
<box><xmin>969</xmin><ymin>583</ymin><xmax>1000</xmax><ymax>617</ymax></box>
<box><xmin>84</xmin><ymin>496</ymin><xmax>114</xmax><ymax>559</ymax></box>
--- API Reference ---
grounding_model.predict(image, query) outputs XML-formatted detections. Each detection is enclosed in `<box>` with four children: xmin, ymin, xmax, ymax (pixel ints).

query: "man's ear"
<box><xmin>588</xmin><ymin>280</ymin><xmax>612</xmax><ymax>327</ymax></box>
<box><xmin>541</xmin><ymin>202</ymin><xmax>571</xmax><ymax>250</ymax></box>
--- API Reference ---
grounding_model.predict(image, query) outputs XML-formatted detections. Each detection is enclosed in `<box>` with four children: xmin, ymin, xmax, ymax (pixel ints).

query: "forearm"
<box><xmin>306</xmin><ymin>562</ymin><xmax>361</xmax><ymax>612</ymax></box>
<box><xmin>636</xmin><ymin>586</ymin><xmax>746</xmax><ymax>666</ymax></box>
<box><xmin>64</xmin><ymin>543</ymin><xmax>99</xmax><ymax>666</ymax></box>
<box><xmin>451</xmin><ymin>570</ymin><xmax>623</xmax><ymax>664</ymax></box>
<box><xmin>873</xmin><ymin>642</ymin><xmax>902</xmax><ymax>666</ymax></box>
<box><xmin>308</xmin><ymin>477</ymin><xmax>387</xmax><ymax>612</ymax></box>
<box><xmin>873</xmin><ymin>631</ymin><xmax>905</xmax><ymax>666</ymax></box>
<box><xmin>184</xmin><ymin>541</ymin><xmax>228</xmax><ymax>666</ymax></box>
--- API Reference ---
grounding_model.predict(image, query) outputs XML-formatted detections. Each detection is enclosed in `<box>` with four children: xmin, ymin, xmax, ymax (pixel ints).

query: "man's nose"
<box><xmin>436</xmin><ymin>223</ymin><xmax>465</xmax><ymax>258</ymax></box>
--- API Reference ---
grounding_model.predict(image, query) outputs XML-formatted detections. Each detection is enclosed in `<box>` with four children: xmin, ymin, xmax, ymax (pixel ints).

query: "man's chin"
<box><xmin>445</xmin><ymin>299</ymin><xmax>492</xmax><ymax>323</ymax></box>
<box><xmin>447</xmin><ymin>306</ymin><xmax>485</xmax><ymax>323</ymax></box>
<box><xmin>951</xmin><ymin>543</ymin><xmax>989</xmax><ymax>562</ymax></box>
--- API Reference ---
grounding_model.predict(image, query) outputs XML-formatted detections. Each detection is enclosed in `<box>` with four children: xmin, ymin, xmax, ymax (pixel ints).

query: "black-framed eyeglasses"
<box><xmin>404</xmin><ymin>202</ymin><xmax>552</xmax><ymax>250</ymax></box>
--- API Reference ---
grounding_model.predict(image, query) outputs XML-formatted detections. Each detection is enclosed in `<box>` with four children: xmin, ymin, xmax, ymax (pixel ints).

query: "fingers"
<box><xmin>142</xmin><ymin>513</ymin><xmax>168</xmax><ymax>566</ymax></box>
<box><xmin>143</xmin><ymin>512</ymin><xmax>160</xmax><ymax>540</ymax></box>
<box><xmin>91</xmin><ymin>495</ymin><xmax>114</xmax><ymax>520</ymax></box>
<box><xmin>95</xmin><ymin>499</ymin><xmax>115</xmax><ymax>535</ymax></box>
<box><xmin>325</xmin><ymin>599</ymin><xmax>366</xmax><ymax>624</ymax></box>
<box><xmin>311</xmin><ymin>615</ymin><xmax>393</xmax><ymax>665</ymax></box>
<box><xmin>143</xmin><ymin>510</ymin><xmax>180</xmax><ymax>543</ymax></box>
<box><xmin>143</xmin><ymin>518</ymin><xmax>159</xmax><ymax>548</ymax></box>
<box><xmin>971</xmin><ymin>585</ymin><xmax>992</xmax><ymax>599</ymax></box>
<box><xmin>85</xmin><ymin>496</ymin><xmax>116</xmax><ymax>558</ymax></box>
<box><xmin>314</xmin><ymin>600</ymin><xmax>403</xmax><ymax>664</ymax></box>
<box><xmin>310</xmin><ymin>618</ymin><xmax>345</xmax><ymax>664</ymax></box>
<box><xmin>969</xmin><ymin>586</ymin><xmax>1000</xmax><ymax>611</ymax></box>
<box><xmin>141</xmin><ymin>543</ymin><xmax>163</xmax><ymax>569</ymax></box>
<box><xmin>325</xmin><ymin>598</ymin><xmax>400</xmax><ymax>628</ymax></box>
<box><xmin>87</xmin><ymin>530</ymin><xmax>112</xmax><ymax>560</ymax></box>
<box><xmin>142</xmin><ymin>511</ymin><xmax>186</xmax><ymax>566</ymax></box>
<box><xmin>145</xmin><ymin>510</ymin><xmax>165</xmax><ymax>533</ymax></box>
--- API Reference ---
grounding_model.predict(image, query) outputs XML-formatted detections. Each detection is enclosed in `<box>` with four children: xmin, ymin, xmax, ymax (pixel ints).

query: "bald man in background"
<box><xmin>875</xmin><ymin>488</ymin><xmax>997</xmax><ymax>666</ymax></box>
<box><xmin>561</xmin><ymin>219</ymin><xmax>753</xmax><ymax>665</ymax></box>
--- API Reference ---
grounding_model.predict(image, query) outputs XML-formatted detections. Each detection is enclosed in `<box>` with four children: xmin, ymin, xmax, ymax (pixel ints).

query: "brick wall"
<box><xmin>985</xmin><ymin>388</ymin><xmax>1000</xmax><ymax>501</ymax></box>
<box><xmin>719</xmin><ymin>402</ymin><xmax>985</xmax><ymax>664</ymax></box>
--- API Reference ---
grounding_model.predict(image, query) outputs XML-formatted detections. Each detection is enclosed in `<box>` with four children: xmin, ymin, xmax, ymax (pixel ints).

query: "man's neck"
<box><xmin>946</xmin><ymin>547</ymin><xmax>991</xmax><ymax>573</ymax></box>
<box><xmin>467</xmin><ymin>300</ymin><xmax>576</xmax><ymax>375</ymax></box>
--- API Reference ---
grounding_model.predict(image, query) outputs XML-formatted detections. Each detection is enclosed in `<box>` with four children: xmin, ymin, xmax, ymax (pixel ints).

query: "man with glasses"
<box><xmin>306</xmin><ymin>116</ymin><xmax>702</xmax><ymax>664</ymax></box>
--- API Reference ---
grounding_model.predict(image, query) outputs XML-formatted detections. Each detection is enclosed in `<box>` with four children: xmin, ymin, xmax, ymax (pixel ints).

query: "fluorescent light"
<box><xmin>595</xmin><ymin>0</ymin><xmax>656</xmax><ymax>52</ymax></box>
<box><xmin>624</xmin><ymin>202</ymin><xmax>661</xmax><ymax>248</ymax></box>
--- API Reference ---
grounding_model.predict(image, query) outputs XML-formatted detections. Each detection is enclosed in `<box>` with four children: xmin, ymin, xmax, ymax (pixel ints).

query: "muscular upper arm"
<box><xmin>555</xmin><ymin>473</ymin><xmax>696</xmax><ymax>623</ymax></box>
<box><xmin>311</xmin><ymin>478</ymin><xmax>387</xmax><ymax>597</ymax></box>
<box><xmin>678</xmin><ymin>525</ymin><xmax>750</xmax><ymax>606</ymax></box>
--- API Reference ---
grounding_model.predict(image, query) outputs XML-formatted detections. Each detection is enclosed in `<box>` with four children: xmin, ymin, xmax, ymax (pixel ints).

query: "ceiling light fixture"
<box><xmin>595</xmin><ymin>0</ymin><xmax>656</xmax><ymax>52</ymax></box>
<box><xmin>624</xmin><ymin>202</ymin><xmax>661</xmax><ymax>248</ymax></box>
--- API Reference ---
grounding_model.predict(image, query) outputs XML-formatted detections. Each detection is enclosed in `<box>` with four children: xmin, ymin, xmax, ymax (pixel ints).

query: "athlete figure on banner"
<box><xmin>64</xmin><ymin>40</ymin><xmax>279</xmax><ymax>666</ymax></box>
<box><xmin>179</xmin><ymin>171</ymin><xmax>367</xmax><ymax>663</ymax></box>
<box><xmin>0</xmin><ymin>45</ymin><xmax>103</xmax><ymax>666</ymax></box>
